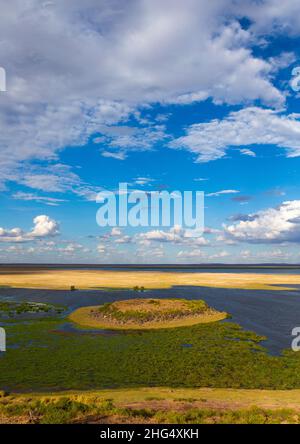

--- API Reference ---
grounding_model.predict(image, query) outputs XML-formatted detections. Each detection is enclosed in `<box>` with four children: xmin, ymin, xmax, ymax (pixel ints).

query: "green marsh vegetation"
<box><xmin>0</xmin><ymin>301</ymin><xmax>64</xmax><ymax>317</ymax></box>
<box><xmin>1</xmin><ymin>310</ymin><xmax>300</xmax><ymax>392</ymax></box>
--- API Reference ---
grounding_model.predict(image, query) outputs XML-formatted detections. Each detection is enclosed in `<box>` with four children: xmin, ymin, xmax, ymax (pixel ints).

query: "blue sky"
<box><xmin>1</xmin><ymin>0</ymin><xmax>300</xmax><ymax>263</ymax></box>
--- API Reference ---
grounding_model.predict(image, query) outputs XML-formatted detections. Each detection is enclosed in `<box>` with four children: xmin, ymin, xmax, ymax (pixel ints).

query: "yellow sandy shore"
<box><xmin>0</xmin><ymin>269</ymin><xmax>299</xmax><ymax>290</ymax></box>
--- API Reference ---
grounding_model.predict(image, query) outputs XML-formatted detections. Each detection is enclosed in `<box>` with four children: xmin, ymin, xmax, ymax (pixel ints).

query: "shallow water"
<box><xmin>1</xmin><ymin>284</ymin><xmax>300</xmax><ymax>354</ymax></box>
<box><xmin>52</xmin><ymin>323</ymin><xmax>120</xmax><ymax>336</ymax></box>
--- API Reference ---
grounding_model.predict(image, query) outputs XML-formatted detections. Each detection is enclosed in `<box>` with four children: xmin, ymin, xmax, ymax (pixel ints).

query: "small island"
<box><xmin>69</xmin><ymin>298</ymin><xmax>227</xmax><ymax>330</ymax></box>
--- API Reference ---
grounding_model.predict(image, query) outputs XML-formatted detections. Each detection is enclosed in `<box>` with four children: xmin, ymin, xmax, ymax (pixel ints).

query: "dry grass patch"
<box><xmin>0</xmin><ymin>269</ymin><xmax>299</xmax><ymax>291</ymax></box>
<box><xmin>2</xmin><ymin>388</ymin><xmax>300</xmax><ymax>423</ymax></box>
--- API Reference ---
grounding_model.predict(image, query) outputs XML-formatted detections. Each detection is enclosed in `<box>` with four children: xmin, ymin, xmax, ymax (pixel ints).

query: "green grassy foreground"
<box><xmin>2</xmin><ymin>387</ymin><xmax>300</xmax><ymax>423</ymax></box>
<box><xmin>1</xmin><ymin>314</ymin><xmax>300</xmax><ymax>393</ymax></box>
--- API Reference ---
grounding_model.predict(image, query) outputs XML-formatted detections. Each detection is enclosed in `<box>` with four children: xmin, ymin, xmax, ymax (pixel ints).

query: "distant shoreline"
<box><xmin>0</xmin><ymin>263</ymin><xmax>300</xmax><ymax>270</ymax></box>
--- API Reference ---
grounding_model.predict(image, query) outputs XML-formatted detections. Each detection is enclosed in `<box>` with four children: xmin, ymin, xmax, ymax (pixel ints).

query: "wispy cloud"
<box><xmin>101</xmin><ymin>151</ymin><xmax>127</xmax><ymax>160</ymax></box>
<box><xmin>207</xmin><ymin>190</ymin><xmax>240</xmax><ymax>197</ymax></box>
<box><xmin>133</xmin><ymin>177</ymin><xmax>155</xmax><ymax>186</ymax></box>
<box><xmin>13</xmin><ymin>192</ymin><xmax>67</xmax><ymax>206</ymax></box>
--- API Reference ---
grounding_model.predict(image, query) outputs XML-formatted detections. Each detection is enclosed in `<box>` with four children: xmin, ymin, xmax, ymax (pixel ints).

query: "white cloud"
<box><xmin>18</xmin><ymin>163</ymin><xmax>103</xmax><ymax>201</ymax></box>
<box><xmin>0</xmin><ymin>0</ymin><xmax>289</xmax><ymax>190</ymax></box>
<box><xmin>57</xmin><ymin>242</ymin><xmax>86</xmax><ymax>255</ymax></box>
<box><xmin>13</xmin><ymin>191</ymin><xmax>66</xmax><ymax>206</ymax></box>
<box><xmin>140</xmin><ymin>228</ymin><xmax>182</xmax><ymax>243</ymax></box>
<box><xmin>136</xmin><ymin>245</ymin><xmax>165</xmax><ymax>259</ymax></box>
<box><xmin>102</xmin><ymin>228</ymin><xmax>133</xmax><ymax>244</ymax></box>
<box><xmin>12</xmin><ymin>164</ymin><xmax>103</xmax><ymax>201</ymax></box>
<box><xmin>268</xmin><ymin>52</ymin><xmax>296</xmax><ymax>72</ymax></box>
<box><xmin>171</xmin><ymin>107</ymin><xmax>300</xmax><ymax>162</ymax></box>
<box><xmin>177</xmin><ymin>249</ymin><xmax>205</xmax><ymax>259</ymax></box>
<box><xmin>210</xmin><ymin>250</ymin><xmax>230</xmax><ymax>259</ymax></box>
<box><xmin>115</xmin><ymin>235</ymin><xmax>132</xmax><ymax>244</ymax></box>
<box><xmin>240</xmin><ymin>248</ymin><xmax>292</xmax><ymax>261</ymax></box>
<box><xmin>101</xmin><ymin>151</ymin><xmax>127</xmax><ymax>160</ymax></box>
<box><xmin>177</xmin><ymin>249</ymin><xmax>229</xmax><ymax>260</ymax></box>
<box><xmin>111</xmin><ymin>228</ymin><xmax>122</xmax><ymax>236</ymax></box>
<box><xmin>139</xmin><ymin>226</ymin><xmax>209</xmax><ymax>246</ymax></box>
<box><xmin>0</xmin><ymin>239</ymin><xmax>92</xmax><ymax>260</ymax></box>
<box><xmin>240</xmin><ymin>148</ymin><xmax>256</xmax><ymax>157</ymax></box>
<box><xmin>240</xmin><ymin>0</ymin><xmax>300</xmax><ymax>36</ymax></box>
<box><xmin>30</xmin><ymin>215</ymin><xmax>59</xmax><ymax>238</ymax></box>
<box><xmin>98</xmin><ymin>125</ymin><xmax>168</xmax><ymax>157</ymax></box>
<box><xmin>0</xmin><ymin>215</ymin><xmax>59</xmax><ymax>242</ymax></box>
<box><xmin>224</xmin><ymin>200</ymin><xmax>300</xmax><ymax>243</ymax></box>
<box><xmin>14</xmin><ymin>164</ymin><xmax>81</xmax><ymax>193</ymax></box>
<box><xmin>21</xmin><ymin>174</ymin><xmax>68</xmax><ymax>193</ymax></box>
<box><xmin>133</xmin><ymin>177</ymin><xmax>155</xmax><ymax>186</ymax></box>
<box><xmin>207</xmin><ymin>189</ymin><xmax>240</xmax><ymax>197</ymax></box>
<box><xmin>97</xmin><ymin>243</ymin><xmax>106</xmax><ymax>254</ymax></box>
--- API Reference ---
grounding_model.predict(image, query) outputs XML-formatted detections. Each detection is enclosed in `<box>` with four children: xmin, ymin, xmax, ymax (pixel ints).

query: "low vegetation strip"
<box><xmin>1</xmin><ymin>388</ymin><xmax>300</xmax><ymax>424</ymax></box>
<box><xmin>69</xmin><ymin>298</ymin><xmax>228</xmax><ymax>329</ymax></box>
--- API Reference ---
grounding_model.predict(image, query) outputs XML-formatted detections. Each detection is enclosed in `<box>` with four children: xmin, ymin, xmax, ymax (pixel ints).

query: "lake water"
<box><xmin>1</xmin><ymin>281</ymin><xmax>300</xmax><ymax>355</ymax></box>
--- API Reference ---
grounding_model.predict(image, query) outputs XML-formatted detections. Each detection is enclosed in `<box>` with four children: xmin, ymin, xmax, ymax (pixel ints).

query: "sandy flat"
<box><xmin>0</xmin><ymin>269</ymin><xmax>299</xmax><ymax>290</ymax></box>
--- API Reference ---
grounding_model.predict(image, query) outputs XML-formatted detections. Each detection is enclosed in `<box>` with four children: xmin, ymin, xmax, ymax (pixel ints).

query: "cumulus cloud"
<box><xmin>138</xmin><ymin>226</ymin><xmax>209</xmax><ymax>246</ymax></box>
<box><xmin>177</xmin><ymin>249</ymin><xmax>205</xmax><ymax>259</ymax></box>
<box><xmin>223</xmin><ymin>200</ymin><xmax>300</xmax><ymax>243</ymax></box>
<box><xmin>115</xmin><ymin>235</ymin><xmax>132</xmax><ymax>244</ymax></box>
<box><xmin>170</xmin><ymin>108</ymin><xmax>300</xmax><ymax>162</ymax></box>
<box><xmin>177</xmin><ymin>249</ymin><xmax>229</xmax><ymax>260</ymax></box>
<box><xmin>97</xmin><ymin>243</ymin><xmax>107</xmax><ymax>254</ymax></box>
<box><xmin>240</xmin><ymin>248</ymin><xmax>292</xmax><ymax>261</ymax></box>
<box><xmin>0</xmin><ymin>215</ymin><xmax>59</xmax><ymax>242</ymax></box>
<box><xmin>57</xmin><ymin>242</ymin><xmax>87</xmax><ymax>255</ymax></box>
<box><xmin>240</xmin><ymin>0</ymin><xmax>300</xmax><ymax>36</ymax></box>
<box><xmin>31</xmin><ymin>215</ymin><xmax>59</xmax><ymax>238</ymax></box>
<box><xmin>110</xmin><ymin>228</ymin><xmax>122</xmax><ymax>236</ymax></box>
<box><xmin>0</xmin><ymin>0</ymin><xmax>290</xmax><ymax>190</ymax></box>
<box><xmin>210</xmin><ymin>250</ymin><xmax>230</xmax><ymax>259</ymax></box>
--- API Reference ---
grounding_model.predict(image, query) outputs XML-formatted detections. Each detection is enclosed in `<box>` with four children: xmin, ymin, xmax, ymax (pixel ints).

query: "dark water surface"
<box><xmin>1</xmin><ymin>284</ymin><xmax>300</xmax><ymax>354</ymax></box>
<box><xmin>1</xmin><ymin>264</ymin><xmax>300</xmax><ymax>274</ymax></box>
